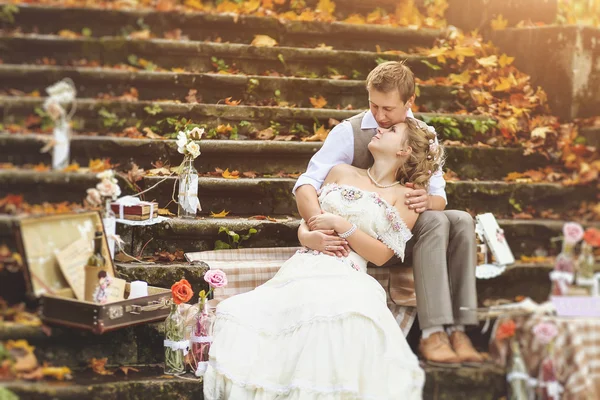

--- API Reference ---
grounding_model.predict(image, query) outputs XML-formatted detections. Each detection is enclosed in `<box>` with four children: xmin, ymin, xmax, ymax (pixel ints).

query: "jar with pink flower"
<box><xmin>189</xmin><ymin>269</ymin><xmax>228</xmax><ymax>377</ymax></box>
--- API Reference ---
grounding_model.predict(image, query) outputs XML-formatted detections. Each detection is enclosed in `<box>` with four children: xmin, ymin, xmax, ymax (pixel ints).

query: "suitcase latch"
<box><xmin>108</xmin><ymin>306</ymin><xmax>124</xmax><ymax>320</ymax></box>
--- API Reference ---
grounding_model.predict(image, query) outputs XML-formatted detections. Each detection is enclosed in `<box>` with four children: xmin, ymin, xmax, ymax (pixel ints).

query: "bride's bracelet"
<box><xmin>338</xmin><ymin>223</ymin><xmax>357</xmax><ymax>239</ymax></box>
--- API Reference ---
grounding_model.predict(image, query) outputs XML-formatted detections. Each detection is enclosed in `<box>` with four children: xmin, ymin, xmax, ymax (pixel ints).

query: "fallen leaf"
<box><xmin>32</xmin><ymin>163</ymin><xmax>50</xmax><ymax>172</ymax></box>
<box><xmin>512</xmin><ymin>212</ymin><xmax>534</xmax><ymax>219</ymax></box>
<box><xmin>251</xmin><ymin>35</ymin><xmax>278</xmax><ymax>47</ymax></box>
<box><xmin>256</xmin><ymin>128</ymin><xmax>275</xmax><ymax>140</ymax></box>
<box><xmin>158</xmin><ymin>208</ymin><xmax>175</xmax><ymax>216</ymax></box>
<box><xmin>127</xmin><ymin>163</ymin><xmax>145</xmax><ymax>183</ymax></box>
<box><xmin>315</xmin><ymin>43</ymin><xmax>333</xmax><ymax>50</ymax></box>
<box><xmin>129</xmin><ymin>30</ymin><xmax>151</xmax><ymax>40</ymax></box>
<box><xmin>58</xmin><ymin>29</ymin><xmax>80</xmax><ymax>38</ymax></box>
<box><xmin>89</xmin><ymin>358</ymin><xmax>113</xmax><ymax>375</ymax></box>
<box><xmin>62</xmin><ymin>162</ymin><xmax>80</xmax><ymax>172</ymax></box>
<box><xmin>185</xmin><ymin>89</ymin><xmax>200</xmax><ymax>104</ymax></box>
<box><xmin>476</xmin><ymin>55</ymin><xmax>498</xmax><ymax>68</ymax></box>
<box><xmin>242</xmin><ymin>171</ymin><xmax>257</xmax><ymax>178</ymax></box>
<box><xmin>316</xmin><ymin>0</ymin><xmax>336</xmax><ymax>15</ymax></box>
<box><xmin>491</xmin><ymin>14</ymin><xmax>508</xmax><ymax>30</ymax></box>
<box><xmin>41</xmin><ymin>366</ymin><xmax>72</xmax><ymax>381</ymax></box>
<box><xmin>224</xmin><ymin>97</ymin><xmax>241</xmax><ymax>106</ymax></box>
<box><xmin>222</xmin><ymin>169</ymin><xmax>240</xmax><ymax>179</ymax></box>
<box><xmin>248</xmin><ymin>215</ymin><xmax>277</xmax><ymax>222</ymax></box>
<box><xmin>498</xmin><ymin>53</ymin><xmax>515</xmax><ymax>68</ymax></box>
<box><xmin>273</xmin><ymin>134</ymin><xmax>297</xmax><ymax>141</ymax></box>
<box><xmin>210</xmin><ymin>210</ymin><xmax>230</xmax><ymax>218</ymax></box>
<box><xmin>309</xmin><ymin>95</ymin><xmax>327</xmax><ymax>109</ymax></box>
<box><xmin>117</xmin><ymin>366</ymin><xmax>140</xmax><ymax>376</ymax></box>
<box><xmin>143</xmin><ymin>127</ymin><xmax>163</xmax><ymax>139</ymax></box>
<box><xmin>302</xmin><ymin>125</ymin><xmax>330</xmax><ymax>142</ymax></box>
<box><xmin>531</xmin><ymin>126</ymin><xmax>554</xmax><ymax>140</ymax></box>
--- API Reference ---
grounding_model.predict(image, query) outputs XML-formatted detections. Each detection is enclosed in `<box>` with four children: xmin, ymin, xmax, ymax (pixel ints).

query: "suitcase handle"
<box><xmin>127</xmin><ymin>298</ymin><xmax>169</xmax><ymax>315</ymax></box>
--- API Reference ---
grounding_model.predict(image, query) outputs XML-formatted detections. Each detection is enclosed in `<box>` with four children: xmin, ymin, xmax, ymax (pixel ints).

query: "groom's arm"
<box><xmin>293</xmin><ymin>123</ymin><xmax>354</xmax><ymax>222</ymax></box>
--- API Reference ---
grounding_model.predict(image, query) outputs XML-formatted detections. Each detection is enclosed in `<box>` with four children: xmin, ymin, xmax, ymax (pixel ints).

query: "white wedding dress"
<box><xmin>203</xmin><ymin>183</ymin><xmax>425</xmax><ymax>399</ymax></box>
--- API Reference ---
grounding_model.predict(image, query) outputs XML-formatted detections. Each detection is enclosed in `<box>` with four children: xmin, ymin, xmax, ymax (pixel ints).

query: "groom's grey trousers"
<box><xmin>395</xmin><ymin>210</ymin><xmax>479</xmax><ymax>329</ymax></box>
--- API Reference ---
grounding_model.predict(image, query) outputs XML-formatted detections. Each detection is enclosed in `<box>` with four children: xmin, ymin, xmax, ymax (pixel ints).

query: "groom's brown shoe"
<box><xmin>449</xmin><ymin>331</ymin><xmax>484</xmax><ymax>363</ymax></box>
<box><xmin>419</xmin><ymin>332</ymin><xmax>461</xmax><ymax>366</ymax></box>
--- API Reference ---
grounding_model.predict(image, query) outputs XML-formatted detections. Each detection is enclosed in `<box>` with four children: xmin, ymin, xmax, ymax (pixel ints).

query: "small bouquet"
<box><xmin>85</xmin><ymin>170</ymin><xmax>121</xmax><ymax>208</ymax></box>
<box><xmin>175</xmin><ymin>127</ymin><xmax>204</xmax><ymax>218</ymax></box>
<box><xmin>190</xmin><ymin>269</ymin><xmax>228</xmax><ymax>377</ymax></box>
<box><xmin>164</xmin><ymin>279</ymin><xmax>194</xmax><ymax>375</ymax></box>
<box><xmin>176</xmin><ymin>127</ymin><xmax>204</xmax><ymax>159</ymax></box>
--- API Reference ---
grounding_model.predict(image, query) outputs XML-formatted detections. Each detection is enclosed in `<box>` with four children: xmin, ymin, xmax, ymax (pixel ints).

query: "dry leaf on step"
<box><xmin>309</xmin><ymin>95</ymin><xmax>327</xmax><ymax>109</ymax></box>
<box><xmin>221</xmin><ymin>169</ymin><xmax>239</xmax><ymax>179</ymax></box>
<box><xmin>251</xmin><ymin>35</ymin><xmax>278</xmax><ymax>47</ymax></box>
<box><xmin>211</xmin><ymin>210</ymin><xmax>230</xmax><ymax>218</ymax></box>
<box><xmin>89</xmin><ymin>358</ymin><xmax>113</xmax><ymax>375</ymax></box>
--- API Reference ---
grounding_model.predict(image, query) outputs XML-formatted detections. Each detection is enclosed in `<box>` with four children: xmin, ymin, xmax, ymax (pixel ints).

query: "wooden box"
<box><xmin>13</xmin><ymin>211</ymin><xmax>171</xmax><ymax>334</ymax></box>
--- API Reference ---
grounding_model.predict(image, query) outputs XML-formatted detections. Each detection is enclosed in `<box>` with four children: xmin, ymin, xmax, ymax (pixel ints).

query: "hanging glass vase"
<box><xmin>164</xmin><ymin>302</ymin><xmax>187</xmax><ymax>375</ymax></box>
<box><xmin>190</xmin><ymin>298</ymin><xmax>216</xmax><ymax>377</ymax></box>
<box><xmin>177</xmin><ymin>155</ymin><xmax>200</xmax><ymax>219</ymax></box>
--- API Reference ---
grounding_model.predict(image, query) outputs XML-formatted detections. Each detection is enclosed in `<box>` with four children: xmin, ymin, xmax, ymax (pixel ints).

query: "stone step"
<box><xmin>581</xmin><ymin>125</ymin><xmax>600</xmax><ymax>148</ymax></box>
<box><xmin>0</xmin><ymin>134</ymin><xmax>549</xmax><ymax>180</ymax></box>
<box><xmin>0</xmin><ymin>34</ymin><xmax>447</xmax><ymax>80</ymax></box>
<box><xmin>0</xmin><ymin>64</ymin><xmax>458</xmax><ymax>112</ymax></box>
<box><xmin>0</xmin><ymin>96</ymin><xmax>501</xmax><ymax>144</ymax></box>
<box><xmin>6</xmin><ymin>4</ymin><xmax>443</xmax><ymax>52</ymax></box>
<box><xmin>1</xmin><ymin>171</ymin><xmax>594</xmax><ymax>217</ymax></box>
<box><xmin>122</xmin><ymin>217</ymin><xmax>596</xmax><ymax>259</ymax></box>
<box><xmin>1</xmin><ymin>359</ymin><xmax>505</xmax><ymax>400</ymax></box>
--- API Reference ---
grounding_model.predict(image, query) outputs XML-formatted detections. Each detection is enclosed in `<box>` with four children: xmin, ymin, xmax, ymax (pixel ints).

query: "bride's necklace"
<box><xmin>367</xmin><ymin>168</ymin><xmax>400</xmax><ymax>188</ymax></box>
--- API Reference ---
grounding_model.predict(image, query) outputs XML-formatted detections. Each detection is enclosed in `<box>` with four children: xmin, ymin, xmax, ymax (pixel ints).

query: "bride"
<box><xmin>203</xmin><ymin>117</ymin><xmax>445</xmax><ymax>399</ymax></box>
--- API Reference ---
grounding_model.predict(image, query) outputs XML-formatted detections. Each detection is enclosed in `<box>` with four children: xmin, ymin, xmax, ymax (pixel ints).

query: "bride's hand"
<box><xmin>300</xmin><ymin>229</ymin><xmax>349</xmax><ymax>257</ymax></box>
<box><xmin>307</xmin><ymin>211</ymin><xmax>344</xmax><ymax>232</ymax></box>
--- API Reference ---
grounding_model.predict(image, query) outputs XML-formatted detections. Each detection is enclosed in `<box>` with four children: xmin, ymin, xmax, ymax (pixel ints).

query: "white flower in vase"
<box><xmin>96</xmin><ymin>169</ymin><xmax>116</xmax><ymax>181</ymax></box>
<box><xmin>86</xmin><ymin>188</ymin><xmax>103</xmax><ymax>207</ymax></box>
<box><xmin>177</xmin><ymin>131</ymin><xmax>188</xmax><ymax>154</ymax></box>
<box><xmin>96</xmin><ymin>178</ymin><xmax>121</xmax><ymax>200</ymax></box>
<box><xmin>43</xmin><ymin>99</ymin><xmax>65</xmax><ymax>121</ymax></box>
<box><xmin>186</xmin><ymin>141</ymin><xmax>201</xmax><ymax>159</ymax></box>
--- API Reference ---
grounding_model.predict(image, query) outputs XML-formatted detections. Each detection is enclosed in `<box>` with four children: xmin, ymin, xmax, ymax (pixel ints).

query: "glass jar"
<box><xmin>190</xmin><ymin>299</ymin><xmax>216</xmax><ymax>377</ymax></box>
<box><xmin>578</xmin><ymin>242</ymin><xmax>595</xmax><ymax>280</ymax></box>
<box><xmin>164</xmin><ymin>303</ymin><xmax>186</xmax><ymax>375</ymax></box>
<box><xmin>101</xmin><ymin>198</ymin><xmax>116</xmax><ymax>259</ymax></box>
<box><xmin>177</xmin><ymin>155</ymin><xmax>200</xmax><ymax>219</ymax></box>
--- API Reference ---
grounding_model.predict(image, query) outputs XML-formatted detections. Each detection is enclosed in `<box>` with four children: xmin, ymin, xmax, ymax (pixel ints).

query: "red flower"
<box><xmin>583</xmin><ymin>228</ymin><xmax>600</xmax><ymax>247</ymax></box>
<box><xmin>496</xmin><ymin>319</ymin><xmax>516</xmax><ymax>341</ymax></box>
<box><xmin>171</xmin><ymin>279</ymin><xmax>194</xmax><ymax>305</ymax></box>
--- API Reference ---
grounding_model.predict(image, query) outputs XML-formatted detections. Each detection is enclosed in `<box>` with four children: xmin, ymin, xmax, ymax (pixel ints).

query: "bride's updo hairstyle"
<box><xmin>396</xmin><ymin>118</ymin><xmax>446</xmax><ymax>190</ymax></box>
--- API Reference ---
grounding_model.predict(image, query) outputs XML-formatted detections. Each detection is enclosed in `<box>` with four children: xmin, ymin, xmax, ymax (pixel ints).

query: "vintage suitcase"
<box><xmin>13</xmin><ymin>211</ymin><xmax>171</xmax><ymax>334</ymax></box>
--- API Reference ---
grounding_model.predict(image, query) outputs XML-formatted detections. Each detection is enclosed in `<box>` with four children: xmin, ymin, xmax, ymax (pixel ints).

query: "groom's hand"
<box><xmin>404</xmin><ymin>183</ymin><xmax>429</xmax><ymax>213</ymax></box>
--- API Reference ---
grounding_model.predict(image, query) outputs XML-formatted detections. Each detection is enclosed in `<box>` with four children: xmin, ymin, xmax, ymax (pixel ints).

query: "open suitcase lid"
<box><xmin>14</xmin><ymin>211</ymin><xmax>113</xmax><ymax>299</ymax></box>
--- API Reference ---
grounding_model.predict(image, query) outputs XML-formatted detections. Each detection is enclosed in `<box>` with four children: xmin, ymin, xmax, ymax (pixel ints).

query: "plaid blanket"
<box><xmin>185</xmin><ymin>247</ymin><xmax>416</xmax><ymax>335</ymax></box>
<box><xmin>495</xmin><ymin>314</ymin><xmax>600</xmax><ymax>399</ymax></box>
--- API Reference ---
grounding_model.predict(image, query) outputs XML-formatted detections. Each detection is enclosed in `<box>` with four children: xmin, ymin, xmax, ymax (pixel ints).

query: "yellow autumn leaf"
<box><xmin>427</xmin><ymin>46</ymin><xmax>448</xmax><ymax>64</ymax></box>
<box><xmin>494</xmin><ymin>77</ymin><xmax>513</xmax><ymax>92</ymax></box>
<box><xmin>62</xmin><ymin>162</ymin><xmax>80</xmax><ymax>172</ymax></box>
<box><xmin>316</xmin><ymin>0</ymin><xmax>336</xmax><ymax>16</ymax></box>
<box><xmin>367</xmin><ymin>8</ymin><xmax>385</xmax><ymax>23</ymax></box>
<box><xmin>452</xmin><ymin>46</ymin><xmax>477</xmax><ymax>58</ymax></box>
<box><xmin>222</xmin><ymin>168</ymin><xmax>240</xmax><ymax>179</ymax></box>
<box><xmin>216</xmin><ymin>0</ymin><xmax>239</xmax><ymax>13</ymax></box>
<box><xmin>224</xmin><ymin>97</ymin><xmax>241</xmax><ymax>106</ymax></box>
<box><xmin>210</xmin><ymin>210</ymin><xmax>230</xmax><ymax>218</ymax></box>
<box><xmin>302</xmin><ymin>124</ymin><xmax>330</xmax><ymax>142</ymax></box>
<box><xmin>448</xmin><ymin>70</ymin><xmax>471</xmax><ymax>85</ymax></box>
<box><xmin>499</xmin><ymin>117</ymin><xmax>519</xmax><ymax>134</ymax></box>
<box><xmin>42</xmin><ymin>366</ymin><xmax>72</xmax><ymax>381</ymax></box>
<box><xmin>315</xmin><ymin>43</ymin><xmax>333</xmax><ymax>51</ymax></box>
<box><xmin>498</xmin><ymin>53</ymin><xmax>515</xmax><ymax>68</ymax></box>
<box><xmin>309</xmin><ymin>95</ymin><xmax>327</xmax><ymax>108</ymax></box>
<box><xmin>184</xmin><ymin>0</ymin><xmax>204</xmax><ymax>10</ymax></box>
<box><xmin>241</xmin><ymin>0</ymin><xmax>261</xmax><ymax>13</ymax></box>
<box><xmin>171</xmin><ymin>67</ymin><xmax>186</xmax><ymax>73</ymax></box>
<box><xmin>5</xmin><ymin>340</ymin><xmax>35</xmax><ymax>353</ymax></box>
<box><xmin>216</xmin><ymin>124</ymin><xmax>234</xmax><ymax>134</ymax></box>
<box><xmin>251</xmin><ymin>35</ymin><xmax>278</xmax><ymax>47</ymax></box>
<box><xmin>476</xmin><ymin>55</ymin><xmax>498</xmax><ymax>68</ymax></box>
<box><xmin>58</xmin><ymin>29</ymin><xmax>79</xmax><ymax>38</ymax></box>
<box><xmin>344</xmin><ymin>14</ymin><xmax>366</xmax><ymax>24</ymax></box>
<box><xmin>491</xmin><ymin>14</ymin><xmax>508</xmax><ymax>30</ymax></box>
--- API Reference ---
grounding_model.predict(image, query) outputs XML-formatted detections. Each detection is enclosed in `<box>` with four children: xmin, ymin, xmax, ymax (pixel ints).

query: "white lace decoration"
<box><xmin>318</xmin><ymin>183</ymin><xmax>412</xmax><ymax>260</ymax></box>
<box><xmin>190</xmin><ymin>335</ymin><xmax>213</xmax><ymax>344</ymax></box>
<box><xmin>164</xmin><ymin>340</ymin><xmax>190</xmax><ymax>356</ymax></box>
<box><xmin>195</xmin><ymin>361</ymin><xmax>209</xmax><ymax>377</ymax></box>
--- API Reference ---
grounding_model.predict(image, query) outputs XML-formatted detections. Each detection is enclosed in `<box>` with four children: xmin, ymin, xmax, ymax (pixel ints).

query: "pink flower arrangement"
<box><xmin>204</xmin><ymin>269</ymin><xmax>228</xmax><ymax>288</ymax></box>
<box><xmin>532</xmin><ymin>322</ymin><xmax>558</xmax><ymax>345</ymax></box>
<box><xmin>562</xmin><ymin>222</ymin><xmax>584</xmax><ymax>244</ymax></box>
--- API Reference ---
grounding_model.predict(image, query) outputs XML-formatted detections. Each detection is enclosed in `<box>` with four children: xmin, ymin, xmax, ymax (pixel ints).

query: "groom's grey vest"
<box><xmin>346</xmin><ymin>111</ymin><xmax>376</xmax><ymax>169</ymax></box>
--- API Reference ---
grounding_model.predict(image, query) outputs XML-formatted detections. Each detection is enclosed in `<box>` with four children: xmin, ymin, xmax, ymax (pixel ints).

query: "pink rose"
<box><xmin>563</xmin><ymin>222</ymin><xmax>584</xmax><ymax>244</ymax></box>
<box><xmin>532</xmin><ymin>322</ymin><xmax>558</xmax><ymax>345</ymax></box>
<box><xmin>204</xmin><ymin>269</ymin><xmax>228</xmax><ymax>288</ymax></box>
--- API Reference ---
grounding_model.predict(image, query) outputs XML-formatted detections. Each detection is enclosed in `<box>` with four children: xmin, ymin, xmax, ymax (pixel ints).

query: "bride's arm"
<box><xmin>308</xmin><ymin>215</ymin><xmax>394</xmax><ymax>266</ymax></box>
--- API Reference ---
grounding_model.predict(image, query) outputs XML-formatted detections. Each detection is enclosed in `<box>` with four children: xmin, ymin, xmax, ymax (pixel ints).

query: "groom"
<box><xmin>293</xmin><ymin>61</ymin><xmax>483</xmax><ymax>365</ymax></box>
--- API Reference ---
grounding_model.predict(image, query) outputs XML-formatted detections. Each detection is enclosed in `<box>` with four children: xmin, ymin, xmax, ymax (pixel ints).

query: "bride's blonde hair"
<box><xmin>396</xmin><ymin>118</ymin><xmax>446</xmax><ymax>190</ymax></box>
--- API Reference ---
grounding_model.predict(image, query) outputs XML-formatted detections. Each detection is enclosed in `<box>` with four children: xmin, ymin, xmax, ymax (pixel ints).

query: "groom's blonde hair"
<box><xmin>366</xmin><ymin>61</ymin><xmax>415</xmax><ymax>103</ymax></box>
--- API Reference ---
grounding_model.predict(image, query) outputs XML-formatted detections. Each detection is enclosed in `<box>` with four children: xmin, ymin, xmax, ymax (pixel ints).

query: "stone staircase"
<box><xmin>0</xmin><ymin>2</ymin><xmax>598</xmax><ymax>399</ymax></box>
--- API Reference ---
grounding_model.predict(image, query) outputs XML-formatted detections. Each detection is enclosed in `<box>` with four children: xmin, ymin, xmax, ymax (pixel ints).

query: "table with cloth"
<box><xmin>493</xmin><ymin>313</ymin><xmax>600</xmax><ymax>400</ymax></box>
<box><xmin>185</xmin><ymin>247</ymin><xmax>418</xmax><ymax>335</ymax></box>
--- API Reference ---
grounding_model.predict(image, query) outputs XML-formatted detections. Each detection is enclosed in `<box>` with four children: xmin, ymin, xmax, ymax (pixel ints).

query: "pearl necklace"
<box><xmin>366</xmin><ymin>168</ymin><xmax>400</xmax><ymax>188</ymax></box>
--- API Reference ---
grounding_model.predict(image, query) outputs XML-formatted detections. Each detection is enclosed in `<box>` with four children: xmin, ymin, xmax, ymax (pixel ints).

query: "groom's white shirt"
<box><xmin>293</xmin><ymin>109</ymin><xmax>447</xmax><ymax>203</ymax></box>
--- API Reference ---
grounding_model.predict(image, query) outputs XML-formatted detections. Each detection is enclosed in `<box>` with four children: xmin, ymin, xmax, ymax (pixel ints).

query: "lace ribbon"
<box><xmin>190</xmin><ymin>335</ymin><xmax>213</xmax><ymax>344</ymax></box>
<box><xmin>164</xmin><ymin>340</ymin><xmax>190</xmax><ymax>356</ymax></box>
